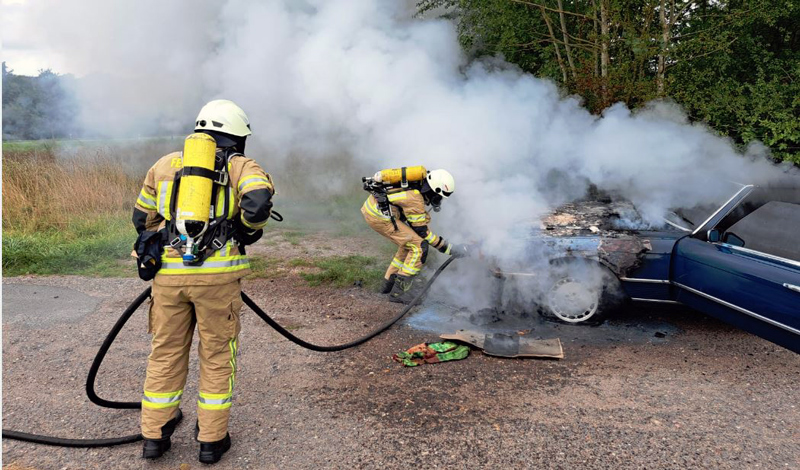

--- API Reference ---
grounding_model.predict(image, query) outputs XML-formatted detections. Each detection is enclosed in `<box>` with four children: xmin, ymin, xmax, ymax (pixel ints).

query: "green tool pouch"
<box><xmin>134</xmin><ymin>230</ymin><xmax>165</xmax><ymax>281</ymax></box>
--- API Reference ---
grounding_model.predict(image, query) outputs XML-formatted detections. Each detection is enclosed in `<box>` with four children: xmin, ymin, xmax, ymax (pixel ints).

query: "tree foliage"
<box><xmin>418</xmin><ymin>0</ymin><xmax>800</xmax><ymax>163</ymax></box>
<box><xmin>2</xmin><ymin>62</ymin><xmax>81</xmax><ymax>141</ymax></box>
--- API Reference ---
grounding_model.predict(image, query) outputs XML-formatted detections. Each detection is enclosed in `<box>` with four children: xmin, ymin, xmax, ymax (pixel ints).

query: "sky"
<box><xmin>1</xmin><ymin>0</ymin><xmax>71</xmax><ymax>76</ymax></box>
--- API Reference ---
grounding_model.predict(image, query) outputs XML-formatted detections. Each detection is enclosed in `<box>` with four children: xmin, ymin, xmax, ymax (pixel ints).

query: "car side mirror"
<box><xmin>723</xmin><ymin>232</ymin><xmax>745</xmax><ymax>247</ymax></box>
<box><xmin>707</xmin><ymin>229</ymin><xmax>721</xmax><ymax>242</ymax></box>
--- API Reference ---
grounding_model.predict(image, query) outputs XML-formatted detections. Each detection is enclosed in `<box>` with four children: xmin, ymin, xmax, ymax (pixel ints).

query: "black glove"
<box><xmin>238</xmin><ymin>228</ymin><xmax>264</xmax><ymax>246</ymax></box>
<box><xmin>449</xmin><ymin>243</ymin><xmax>471</xmax><ymax>259</ymax></box>
<box><xmin>232</xmin><ymin>218</ymin><xmax>264</xmax><ymax>246</ymax></box>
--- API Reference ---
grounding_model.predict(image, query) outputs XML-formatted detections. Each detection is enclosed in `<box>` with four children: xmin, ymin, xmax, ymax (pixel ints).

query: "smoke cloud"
<box><xmin>11</xmin><ymin>0</ymin><xmax>793</xmax><ymax>277</ymax></box>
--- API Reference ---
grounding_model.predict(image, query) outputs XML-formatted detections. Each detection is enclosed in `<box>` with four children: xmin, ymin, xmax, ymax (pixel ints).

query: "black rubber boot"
<box><xmin>199</xmin><ymin>433</ymin><xmax>232</xmax><ymax>464</ymax></box>
<box><xmin>380</xmin><ymin>274</ymin><xmax>398</xmax><ymax>294</ymax></box>
<box><xmin>143</xmin><ymin>437</ymin><xmax>171</xmax><ymax>459</ymax></box>
<box><xmin>388</xmin><ymin>275</ymin><xmax>423</xmax><ymax>304</ymax></box>
<box><xmin>142</xmin><ymin>408</ymin><xmax>182</xmax><ymax>459</ymax></box>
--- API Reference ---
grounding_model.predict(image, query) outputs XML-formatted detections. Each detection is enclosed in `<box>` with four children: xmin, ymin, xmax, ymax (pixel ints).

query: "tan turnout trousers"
<box><xmin>364</xmin><ymin>214</ymin><xmax>425</xmax><ymax>278</ymax></box>
<box><xmin>141</xmin><ymin>281</ymin><xmax>242</xmax><ymax>442</ymax></box>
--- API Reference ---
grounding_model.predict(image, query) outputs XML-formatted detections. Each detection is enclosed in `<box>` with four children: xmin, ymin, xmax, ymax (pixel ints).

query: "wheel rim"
<box><xmin>546</xmin><ymin>277</ymin><xmax>599</xmax><ymax>323</ymax></box>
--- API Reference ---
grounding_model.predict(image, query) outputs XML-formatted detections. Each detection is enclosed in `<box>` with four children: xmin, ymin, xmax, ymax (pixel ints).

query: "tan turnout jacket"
<box><xmin>135</xmin><ymin>151</ymin><xmax>274</xmax><ymax>286</ymax></box>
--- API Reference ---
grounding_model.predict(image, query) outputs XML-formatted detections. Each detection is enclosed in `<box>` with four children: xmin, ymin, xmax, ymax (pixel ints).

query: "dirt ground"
<box><xmin>2</xmin><ymin>237</ymin><xmax>799</xmax><ymax>469</ymax></box>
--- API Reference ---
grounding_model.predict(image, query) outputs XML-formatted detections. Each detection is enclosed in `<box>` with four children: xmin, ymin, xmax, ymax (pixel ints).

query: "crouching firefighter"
<box><xmin>132</xmin><ymin>100</ymin><xmax>275</xmax><ymax>464</ymax></box>
<box><xmin>361</xmin><ymin>166</ymin><xmax>469</xmax><ymax>303</ymax></box>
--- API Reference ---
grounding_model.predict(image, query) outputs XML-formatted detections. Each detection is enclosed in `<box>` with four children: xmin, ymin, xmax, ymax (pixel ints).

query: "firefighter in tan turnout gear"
<box><xmin>362</xmin><ymin>166</ymin><xmax>468</xmax><ymax>303</ymax></box>
<box><xmin>132</xmin><ymin>100</ymin><xmax>274</xmax><ymax>464</ymax></box>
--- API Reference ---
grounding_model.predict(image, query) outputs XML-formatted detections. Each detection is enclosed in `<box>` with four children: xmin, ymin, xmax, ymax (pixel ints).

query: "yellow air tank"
<box><xmin>176</xmin><ymin>133</ymin><xmax>216</xmax><ymax>239</ymax></box>
<box><xmin>374</xmin><ymin>166</ymin><xmax>427</xmax><ymax>187</ymax></box>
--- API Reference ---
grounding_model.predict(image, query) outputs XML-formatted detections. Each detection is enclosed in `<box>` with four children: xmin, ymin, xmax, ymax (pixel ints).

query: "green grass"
<box><xmin>246</xmin><ymin>256</ymin><xmax>286</xmax><ymax>279</ymax></box>
<box><xmin>300</xmin><ymin>255</ymin><xmax>385</xmax><ymax>289</ymax></box>
<box><xmin>288</xmin><ymin>258</ymin><xmax>314</xmax><ymax>267</ymax></box>
<box><xmin>2</xmin><ymin>140</ymin><xmax>60</xmax><ymax>153</ymax></box>
<box><xmin>2</xmin><ymin>215</ymin><xmax>136</xmax><ymax>277</ymax></box>
<box><xmin>281</xmin><ymin>230</ymin><xmax>305</xmax><ymax>246</ymax></box>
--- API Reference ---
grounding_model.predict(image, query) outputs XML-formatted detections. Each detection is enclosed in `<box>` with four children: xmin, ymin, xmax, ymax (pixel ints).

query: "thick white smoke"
<box><xmin>12</xmin><ymin>0</ymin><xmax>791</xmax><ymax>264</ymax></box>
<box><xmin>199</xmin><ymin>0</ymin><xmax>786</xmax><ymax>258</ymax></box>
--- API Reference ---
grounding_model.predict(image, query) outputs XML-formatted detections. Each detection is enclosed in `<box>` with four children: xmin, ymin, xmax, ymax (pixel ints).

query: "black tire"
<box><xmin>537</xmin><ymin>258</ymin><xmax>625</xmax><ymax>325</ymax></box>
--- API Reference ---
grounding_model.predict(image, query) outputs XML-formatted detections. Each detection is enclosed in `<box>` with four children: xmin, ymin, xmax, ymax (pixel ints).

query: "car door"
<box><xmin>670</xmin><ymin>189</ymin><xmax>800</xmax><ymax>354</ymax></box>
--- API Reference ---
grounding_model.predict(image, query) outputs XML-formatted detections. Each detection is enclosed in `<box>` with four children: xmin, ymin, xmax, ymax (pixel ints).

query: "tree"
<box><xmin>2</xmin><ymin>63</ymin><xmax>81</xmax><ymax>140</ymax></box>
<box><xmin>416</xmin><ymin>0</ymin><xmax>799</xmax><ymax>162</ymax></box>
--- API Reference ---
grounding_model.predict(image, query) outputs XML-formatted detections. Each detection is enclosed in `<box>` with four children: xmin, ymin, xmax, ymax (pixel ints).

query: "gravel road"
<box><xmin>3</xmin><ymin>274</ymin><xmax>799</xmax><ymax>469</ymax></box>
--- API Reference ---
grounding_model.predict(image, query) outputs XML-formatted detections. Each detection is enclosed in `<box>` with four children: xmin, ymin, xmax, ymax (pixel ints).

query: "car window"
<box><xmin>724</xmin><ymin>201</ymin><xmax>800</xmax><ymax>262</ymax></box>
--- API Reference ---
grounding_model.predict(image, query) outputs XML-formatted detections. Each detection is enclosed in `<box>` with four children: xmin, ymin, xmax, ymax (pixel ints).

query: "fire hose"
<box><xmin>1</xmin><ymin>257</ymin><xmax>456</xmax><ymax>447</ymax></box>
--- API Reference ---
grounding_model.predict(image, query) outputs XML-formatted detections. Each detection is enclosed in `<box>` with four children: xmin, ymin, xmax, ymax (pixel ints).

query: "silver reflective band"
<box><xmin>162</xmin><ymin>258</ymin><xmax>249</xmax><ymax>270</ymax></box>
<box><xmin>143</xmin><ymin>394</ymin><xmax>182</xmax><ymax>404</ymax></box>
<box><xmin>238</xmin><ymin>176</ymin><xmax>269</xmax><ymax>190</ymax></box>
<box><xmin>138</xmin><ymin>194</ymin><xmax>156</xmax><ymax>208</ymax></box>
<box><xmin>158</xmin><ymin>182</ymin><xmax>169</xmax><ymax>216</ymax></box>
<box><xmin>198</xmin><ymin>396</ymin><xmax>232</xmax><ymax>405</ymax></box>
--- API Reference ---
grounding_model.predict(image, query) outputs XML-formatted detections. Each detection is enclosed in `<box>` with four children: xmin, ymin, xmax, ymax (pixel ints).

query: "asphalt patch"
<box><xmin>2</xmin><ymin>283</ymin><xmax>100</xmax><ymax>328</ymax></box>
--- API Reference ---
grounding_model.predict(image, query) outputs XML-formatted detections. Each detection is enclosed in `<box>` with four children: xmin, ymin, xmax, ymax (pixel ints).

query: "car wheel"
<box><xmin>539</xmin><ymin>259</ymin><xmax>624</xmax><ymax>325</ymax></box>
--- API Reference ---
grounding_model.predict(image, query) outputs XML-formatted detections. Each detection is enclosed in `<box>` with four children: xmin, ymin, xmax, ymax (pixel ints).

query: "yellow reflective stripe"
<box><xmin>228</xmin><ymin>338</ymin><xmax>237</xmax><ymax>392</ymax></box>
<box><xmin>402</xmin><ymin>243</ymin><xmax>421</xmax><ymax>275</ymax></box>
<box><xmin>238</xmin><ymin>176</ymin><xmax>271</xmax><ymax>192</ymax></box>
<box><xmin>444</xmin><ymin>244</ymin><xmax>452</xmax><ymax>255</ymax></box>
<box><xmin>196</xmin><ymin>338</ymin><xmax>237</xmax><ymax>411</ymax></box>
<box><xmin>227</xmin><ymin>186</ymin><xmax>235</xmax><ymax>219</ymax></box>
<box><xmin>144</xmin><ymin>390</ymin><xmax>182</xmax><ymax>399</ymax></box>
<box><xmin>143</xmin><ymin>400</ymin><xmax>182</xmax><ymax>409</ymax></box>
<box><xmin>199</xmin><ymin>391</ymin><xmax>232</xmax><ymax>400</ymax></box>
<box><xmin>159</xmin><ymin>265</ymin><xmax>250</xmax><ymax>275</ymax></box>
<box><xmin>197</xmin><ymin>401</ymin><xmax>232</xmax><ymax>411</ymax></box>
<box><xmin>363</xmin><ymin>198</ymin><xmax>390</xmax><ymax>220</ymax></box>
<box><xmin>137</xmin><ymin>189</ymin><xmax>157</xmax><ymax>210</ymax></box>
<box><xmin>161</xmin><ymin>255</ymin><xmax>248</xmax><ymax>263</ymax></box>
<box><xmin>158</xmin><ymin>255</ymin><xmax>250</xmax><ymax>275</ymax></box>
<box><xmin>142</xmin><ymin>389</ymin><xmax>182</xmax><ymax>409</ymax></box>
<box><xmin>406</xmin><ymin>213</ymin><xmax>427</xmax><ymax>222</ymax></box>
<box><xmin>240</xmin><ymin>181</ymin><xmax>271</xmax><ymax>193</ymax></box>
<box><xmin>241</xmin><ymin>212</ymin><xmax>267</xmax><ymax>230</ymax></box>
<box><xmin>424</xmin><ymin>232</ymin><xmax>438</xmax><ymax>244</ymax></box>
<box><xmin>215</xmin><ymin>186</ymin><xmax>225</xmax><ymax>217</ymax></box>
<box><xmin>391</xmin><ymin>258</ymin><xmax>404</xmax><ymax>269</ymax></box>
<box><xmin>387</xmin><ymin>192</ymin><xmax>408</xmax><ymax>201</ymax></box>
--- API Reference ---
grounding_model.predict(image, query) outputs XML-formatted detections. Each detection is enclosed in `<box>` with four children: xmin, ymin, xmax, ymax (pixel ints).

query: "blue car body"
<box><xmin>521</xmin><ymin>185</ymin><xmax>800</xmax><ymax>354</ymax></box>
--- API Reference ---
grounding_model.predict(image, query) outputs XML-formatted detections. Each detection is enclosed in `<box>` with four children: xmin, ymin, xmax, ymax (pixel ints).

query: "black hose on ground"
<box><xmin>243</xmin><ymin>256</ymin><xmax>455</xmax><ymax>351</ymax></box>
<box><xmin>2</xmin><ymin>288</ymin><xmax>154</xmax><ymax>447</ymax></box>
<box><xmin>2</xmin><ymin>257</ymin><xmax>455</xmax><ymax>447</ymax></box>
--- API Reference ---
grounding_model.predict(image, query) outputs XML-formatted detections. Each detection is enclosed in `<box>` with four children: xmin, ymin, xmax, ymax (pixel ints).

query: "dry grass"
<box><xmin>2</xmin><ymin>149</ymin><xmax>142</xmax><ymax>233</ymax></box>
<box><xmin>2</xmin><ymin>148</ymin><xmax>143</xmax><ymax>276</ymax></box>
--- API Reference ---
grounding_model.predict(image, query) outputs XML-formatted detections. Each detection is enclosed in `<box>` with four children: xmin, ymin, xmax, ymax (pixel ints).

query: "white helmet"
<box><xmin>427</xmin><ymin>169</ymin><xmax>455</xmax><ymax>198</ymax></box>
<box><xmin>194</xmin><ymin>99</ymin><xmax>252</xmax><ymax>137</ymax></box>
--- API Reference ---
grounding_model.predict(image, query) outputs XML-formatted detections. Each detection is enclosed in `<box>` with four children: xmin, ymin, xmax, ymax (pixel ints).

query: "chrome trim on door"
<box><xmin>717</xmin><ymin>243</ymin><xmax>800</xmax><ymax>269</ymax></box>
<box><xmin>673</xmin><ymin>282</ymin><xmax>800</xmax><ymax>336</ymax></box>
<box><xmin>630</xmin><ymin>298</ymin><xmax>682</xmax><ymax>304</ymax></box>
<box><xmin>620</xmin><ymin>277</ymin><xmax>671</xmax><ymax>284</ymax></box>
<box><xmin>692</xmin><ymin>185</ymin><xmax>753</xmax><ymax>236</ymax></box>
<box><xmin>784</xmin><ymin>283</ymin><xmax>800</xmax><ymax>294</ymax></box>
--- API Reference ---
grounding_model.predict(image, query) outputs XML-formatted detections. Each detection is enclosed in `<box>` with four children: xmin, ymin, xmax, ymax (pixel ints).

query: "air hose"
<box><xmin>2</xmin><ymin>257</ymin><xmax>455</xmax><ymax>447</ymax></box>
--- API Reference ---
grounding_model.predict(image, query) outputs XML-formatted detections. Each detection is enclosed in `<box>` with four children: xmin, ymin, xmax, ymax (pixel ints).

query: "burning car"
<box><xmin>495</xmin><ymin>184</ymin><xmax>800</xmax><ymax>354</ymax></box>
